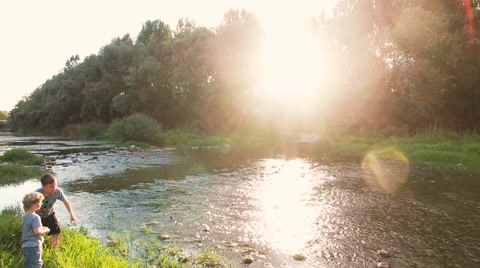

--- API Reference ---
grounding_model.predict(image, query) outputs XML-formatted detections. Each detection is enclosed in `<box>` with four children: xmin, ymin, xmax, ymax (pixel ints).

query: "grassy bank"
<box><xmin>319</xmin><ymin>132</ymin><xmax>480</xmax><ymax>174</ymax></box>
<box><xmin>0</xmin><ymin>149</ymin><xmax>45</xmax><ymax>186</ymax></box>
<box><xmin>23</xmin><ymin>114</ymin><xmax>480</xmax><ymax>175</ymax></box>
<box><xmin>0</xmin><ymin>207</ymin><xmax>233</xmax><ymax>268</ymax></box>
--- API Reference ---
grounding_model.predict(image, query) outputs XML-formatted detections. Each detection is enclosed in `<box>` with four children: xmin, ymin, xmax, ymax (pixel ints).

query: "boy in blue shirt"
<box><xmin>22</xmin><ymin>192</ymin><xmax>50</xmax><ymax>268</ymax></box>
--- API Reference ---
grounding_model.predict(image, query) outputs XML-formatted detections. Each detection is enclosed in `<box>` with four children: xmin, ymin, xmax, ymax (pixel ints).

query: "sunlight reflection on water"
<box><xmin>252</xmin><ymin>158</ymin><xmax>329</xmax><ymax>254</ymax></box>
<box><xmin>0</xmin><ymin>179</ymin><xmax>39</xmax><ymax>209</ymax></box>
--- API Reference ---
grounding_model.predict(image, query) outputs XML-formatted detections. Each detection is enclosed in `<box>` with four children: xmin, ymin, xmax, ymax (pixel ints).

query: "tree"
<box><xmin>170</xmin><ymin>21</ymin><xmax>216</xmax><ymax>131</ymax></box>
<box><xmin>211</xmin><ymin>9</ymin><xmax>265</xmax><ymax>132</ymax></box>
<box><xmin>64</xmin><ymin>54</ymin><xmax>80</xmax><ymax>72</ymax></box>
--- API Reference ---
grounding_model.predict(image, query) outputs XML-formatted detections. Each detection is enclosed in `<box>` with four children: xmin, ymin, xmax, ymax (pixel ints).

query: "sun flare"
<box><xmin>260</xmin><ymin>29</ymin><xmax>327</xmax><ymax>101</ymax></box>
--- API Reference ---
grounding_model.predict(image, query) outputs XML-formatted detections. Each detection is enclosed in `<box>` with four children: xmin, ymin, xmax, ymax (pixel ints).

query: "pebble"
<box><xmin>377</xmin><ymin>262</ymin><xmax>389</xmax><ymax>268</ymax></box>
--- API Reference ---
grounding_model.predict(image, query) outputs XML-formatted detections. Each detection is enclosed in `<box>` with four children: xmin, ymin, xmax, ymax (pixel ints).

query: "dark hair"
<box><xmin>41</xmin><ymin>173</ymin><xmax>56</xmax><ymax>186</ymax></box>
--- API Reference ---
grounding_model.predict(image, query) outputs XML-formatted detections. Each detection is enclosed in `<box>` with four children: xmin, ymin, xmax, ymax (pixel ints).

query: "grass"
<box><xmin>320</xmin><ymin>132</ymin><xmax>480</xmax><ymax>174</ymax></box>
<box><xmin>0</xmin><ymin>149</ymin><xmax>45</xmax><ymax>186</ymax></box>
<box><xmin>0</xmin><ymin>148</ymin><xmax>44</xmax><ymax>165</ymax></box>
<box><xmin>0</xmin><ymin>164</ymin><xmax>45</xmax><ymax>186</ymax></box>
<box><xmin>0</xmin><ymin>207</ymin><xmax>234</xmax><ymax>268</ymax></box>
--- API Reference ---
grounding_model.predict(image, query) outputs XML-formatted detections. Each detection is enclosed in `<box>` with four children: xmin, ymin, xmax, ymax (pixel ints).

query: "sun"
<box><xmin>259</xmin><ymin>28</ymin><xmax>327</xmax><ymax>102</ymax></box>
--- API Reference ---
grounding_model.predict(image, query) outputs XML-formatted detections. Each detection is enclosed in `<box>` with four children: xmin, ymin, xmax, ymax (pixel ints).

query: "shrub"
<box><xmin>108</xmin><ymin>114</ymin><xmax>161</xmax><ymax>143</ymax></box>
<box><xmin>0</xmin><ymin>149</ymin><xmax>44</xmax><ymax>166</ymax></box>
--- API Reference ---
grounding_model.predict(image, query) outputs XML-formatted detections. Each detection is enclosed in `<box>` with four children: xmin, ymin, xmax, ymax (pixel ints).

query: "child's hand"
<box><xmin>43</xmin><ymin>227</ymin><xmax>50</xmax><ymax>233</ymax></box>
<box><xmin>70</xmin><ymin>214</ymin><xmax>77</xmax><ymax>225</ymax></box>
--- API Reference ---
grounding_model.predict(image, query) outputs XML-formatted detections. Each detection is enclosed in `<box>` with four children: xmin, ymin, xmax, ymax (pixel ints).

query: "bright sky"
<box><xmin>0</xmin><ymin>0</ymin><xmax>339</xmax><ymax>111</ymax></box>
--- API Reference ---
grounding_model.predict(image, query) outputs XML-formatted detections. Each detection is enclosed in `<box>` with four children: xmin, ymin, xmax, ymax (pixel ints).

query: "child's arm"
<box><xmin>62</xmin><ymin>198</ymin><xmax>77</xmax><ymax>225</ymax></box>
<box><xmin>33</xmin><ymin>226</ymin><xmax>50</xmax><ymax>235</ymax></box>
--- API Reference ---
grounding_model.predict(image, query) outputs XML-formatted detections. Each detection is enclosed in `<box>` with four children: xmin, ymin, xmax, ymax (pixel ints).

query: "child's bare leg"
<box><xmin>50</xmin><ymin>233</ymin><xmax>60</xmax><ymax>248</ymax></box>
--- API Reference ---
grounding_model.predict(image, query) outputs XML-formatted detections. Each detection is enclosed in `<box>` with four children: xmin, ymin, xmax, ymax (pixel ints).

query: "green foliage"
<box><xmin>153</xmin><ymin>130</ymin><xmax>238</xmax><ymax>149</ymax></box>
<box><xmin>0</xmin><ymin>149</ymin><xmax>44</xmax><ymax>166</ymax></box>
<box><xmin>0</xmin><ymin>110</ymin><xmax>9</xmax><ymax>120</ymax></box>
<box><xmin>62</xmin><ymin>122</ymin><xmax>109</xmax><ymax>139</ymax></box>
<box><xmin>43</xmin><ymin>228</ymin><xmax>139</xmax><ymax>268</ymax></box>
<box><xmin>0</xmin><ymin>206</ymin><xmax>23</xmax><ymax>254</ymax></box>
<box><xmin>108</xmin><ymin>113</ymin><xmax>161</xmax><ymax>143</ymax></box>
<box><xmin>0</xmin><ymin>164</ymin><xmax>45</xmax><ymax>186</ymax></box>
<box><xmin>325</xmin><ymin>132</ymin><xmax>480</xmax><ymax>173</ymax></box>
<box><xmin>0</xmin><ymin>149</ymin><xmax>45</xmax><ymax>186</ymax></box>
<box><xmin>196</xmin><ymin>249</ymin><xmax>233</xmax><ymax>267</ymax></box>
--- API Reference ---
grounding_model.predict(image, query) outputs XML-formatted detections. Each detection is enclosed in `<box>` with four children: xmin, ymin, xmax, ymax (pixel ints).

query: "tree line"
<box><xmin>8</xmin><ymin>1</ymin><xmax>480</xmax><ymax>135</ymax></box>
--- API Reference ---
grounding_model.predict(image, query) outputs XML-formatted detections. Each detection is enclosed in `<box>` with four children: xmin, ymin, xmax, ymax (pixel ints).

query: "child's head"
<box><xmin>41</xmin><ymin>173</ymin><xmax>57</xmax><ymax>186</ymax></box>
<box><xmin>22</xmin><ymin>192</ymin><xmax>44</xmax><ymax>211</ymax></box>
<box><xmin>41</xmin><ymin>173</ymin><xmax>57</xmax><ymax>195</ymax></box>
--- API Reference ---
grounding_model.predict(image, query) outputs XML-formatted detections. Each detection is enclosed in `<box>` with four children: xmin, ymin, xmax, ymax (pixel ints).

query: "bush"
<box><xmin>0</xmin><ymin>149</ymin><xmax>44</xmax><ymax>165</ymax></box>
<box><xmin>108</xmin><ymin>114</ymin><xmax>161</xmax><ymax>143</ymax></box>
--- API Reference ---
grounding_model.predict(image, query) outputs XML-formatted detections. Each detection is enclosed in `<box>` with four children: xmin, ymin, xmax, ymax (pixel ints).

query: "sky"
<box><xmin>0</xmin><ymin>0</ymin><xmax>340</xmax><ymax>111</ymax></box>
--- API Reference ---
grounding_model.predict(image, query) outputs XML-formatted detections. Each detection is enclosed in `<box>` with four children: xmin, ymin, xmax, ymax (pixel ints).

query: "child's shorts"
<box><xmin>40</xmin><ymin>212</ymin><xmax>61</xmax><ymax>235</ymax></box>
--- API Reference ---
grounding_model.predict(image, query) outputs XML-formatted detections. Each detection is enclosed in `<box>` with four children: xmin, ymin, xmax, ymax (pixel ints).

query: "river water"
<box><xmin>1</xmin><ymin>132</ymin><xmax>479</xmax><ymax>267</ymax></box>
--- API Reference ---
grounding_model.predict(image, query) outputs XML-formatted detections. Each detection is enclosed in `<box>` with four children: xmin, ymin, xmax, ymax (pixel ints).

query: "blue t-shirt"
<box><xmin>35</xmin><ymin>188</ymin><xmax>65</xmax><ymax>218</ymax></box>
<box><xmin>21</xmin><ymin>213</ymin><xmax>43</xmax><ymax>248</ymax></box>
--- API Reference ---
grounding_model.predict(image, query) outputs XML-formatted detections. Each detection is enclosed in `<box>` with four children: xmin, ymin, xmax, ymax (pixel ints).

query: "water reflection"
<box><xmin>253</xmin><ymin>159</ymin><xmax>326</xmax><ymax>253</ymax></box>
<box><xmin>0</xmin><ymin>179</ymin><xmax>39</xmax><ymax>209</ymax></box>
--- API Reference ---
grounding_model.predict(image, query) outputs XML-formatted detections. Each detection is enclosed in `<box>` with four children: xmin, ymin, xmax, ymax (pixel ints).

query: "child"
<box><xmin>35</xmin><ymin>173</ymin><xmax>77</xmax><ymax>247</ymax></box>
<box><xmin>22</xmin><ymin>192</ymin><xmax>50</xmax><ymax>268</ymax></box>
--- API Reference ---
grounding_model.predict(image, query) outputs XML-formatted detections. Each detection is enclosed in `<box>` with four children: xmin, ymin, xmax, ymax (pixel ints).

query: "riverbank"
<box><xmin>0</xmin><ymin>206</ymin><xmax>233</xmax><ymax>267</ymax></box>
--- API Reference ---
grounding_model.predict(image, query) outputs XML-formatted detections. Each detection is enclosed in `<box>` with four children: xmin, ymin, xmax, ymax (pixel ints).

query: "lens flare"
<box><xmin>362</xmin><ymin>148</ymin><xmax>410</xmax><ymax>193</ymax></box>
<box><xmin>462</xmin><ymin>0</ymin><xmax>475</xmax><ymax>56</ymax></box>
<box><xmin>188</xmin><ymin>164</ymin><xmax>210</xmax><ymax>187</ymax></box>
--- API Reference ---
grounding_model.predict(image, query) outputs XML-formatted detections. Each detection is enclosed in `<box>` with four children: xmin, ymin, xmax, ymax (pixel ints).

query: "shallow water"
<box><xmin>1</xmin><ymin>132</ymin><xmax>479</xmax><ymax>267</ymax></box>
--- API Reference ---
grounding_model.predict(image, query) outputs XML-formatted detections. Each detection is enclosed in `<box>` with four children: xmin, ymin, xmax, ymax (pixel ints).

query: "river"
<box><xmin>1</xmin><ymin>132</ymin><xmax>479</xmax><ymax>267</ymax></box>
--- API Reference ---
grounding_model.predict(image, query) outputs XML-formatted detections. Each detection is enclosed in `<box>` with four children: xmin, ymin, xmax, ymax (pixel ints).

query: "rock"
<box><xmin>46</xmin><ymin>158</ymin><xmax>56</xmax><ymax>165</ymax></box>
<box><xmin>159</xmin><ymin>234</ymin><xmax>170</xmax><ymax>240</ymax></box>
<box><xmin>292</xmin><ymin>253</ymin><xmax>307</xmax><ymax>261</ymax></box>
<box><xmin>224</xmin><ymin>242</ymin><xmax>238</xmax><ymax>248</ymax></box>
<box><xmin>377</xmin><ymin>262</ymin><xmax>389</xmax><ymax>268</ymax></box>
<box><xmin>377</xmin><ymin>249</ymin><xmax>390</xmax><ymax>257</ymax></box>
<box><xmin>243</xmin><ymin>255</ymin><xmax>254</xmax><ymax>264</ymax></box>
